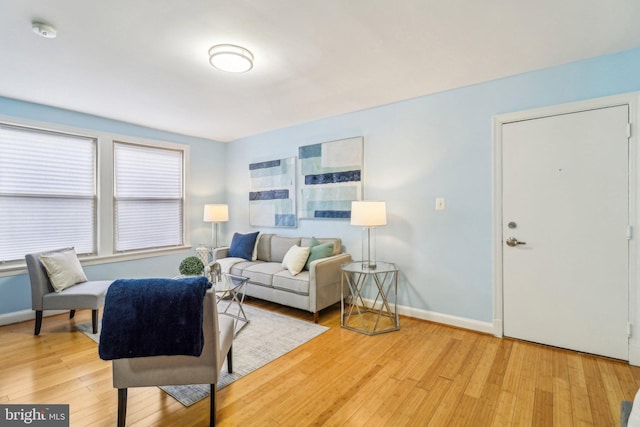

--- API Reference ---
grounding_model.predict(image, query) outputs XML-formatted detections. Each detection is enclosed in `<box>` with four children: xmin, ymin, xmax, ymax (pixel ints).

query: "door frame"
<box><xmin>492</xmin><ymin>92</ymin><xmax>640</xmax><ymax>364</ymax></box>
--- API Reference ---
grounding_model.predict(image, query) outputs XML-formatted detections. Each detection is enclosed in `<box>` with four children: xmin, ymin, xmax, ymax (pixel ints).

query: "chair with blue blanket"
<box><xmin>99</xmin><ymin>278</ymin><xmax>234</xmax><ymax>427</ymax></box>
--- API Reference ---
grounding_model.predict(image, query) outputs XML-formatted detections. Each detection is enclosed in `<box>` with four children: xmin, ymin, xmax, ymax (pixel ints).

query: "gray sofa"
<box><xmin>210</xmin><ymin>234</ymin><xmax>351</xmax><ymax>322</ymax></box>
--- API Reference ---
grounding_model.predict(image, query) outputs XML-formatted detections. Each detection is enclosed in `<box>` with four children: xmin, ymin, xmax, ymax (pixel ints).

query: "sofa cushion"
<box><xmin>282</xmin><ymin>245</ymin><xmax>310</xmax><ymax>276</ymax></box>
<box><xmin>273</xmin><ymin>270</ymin><xmax>311</xmax><ymax>295</ymax></box>
<box><xmin>41</xmin><ymin>280</ymin><xmax>112</xmax><ymax>309</ymax></box>
<box><xmin>229</xmin><ymin>260</ymin><xmax>262</xmax><ymax>276</ymax></box>
<box><xmin>256</xmin><ymin>233</ymin><xmax>274</xmax><ymax>261</ymax></box>
<box><xmin>243</xmin><ymin>262</ymin><xmax>287</xmax><ymax>286</ymax></box>
<box><xmin>270</xmin><ymin>236</ymin><xmax>301</xmax><ymax>263</ymax></box>
<box><xmin>38</xmin><ymin>248</ymin><xmax>88</xmax><ymax>292</ymax></box>
<box><xmin>228</xmin><ymin>231</ymin><xmax>260</xmax><ymax>260</ymax></box>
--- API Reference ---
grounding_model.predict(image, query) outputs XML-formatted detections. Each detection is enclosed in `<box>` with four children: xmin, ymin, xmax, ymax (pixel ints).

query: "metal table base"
<box><xmin>215</xmin><ymin>273</ymin><xmax>249</xmax><ymax>336</ymax></box>
<box><xmin>341</xmin><ymin>261</ymin><xmax>399</xmax><ymax>335</ymax></box>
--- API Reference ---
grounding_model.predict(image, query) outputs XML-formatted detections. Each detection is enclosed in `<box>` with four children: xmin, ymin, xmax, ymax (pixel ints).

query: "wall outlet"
<box><xmin>435</xmin><ymin>197</ymin><xmax>445</xmax><ymax>211</ymax></box>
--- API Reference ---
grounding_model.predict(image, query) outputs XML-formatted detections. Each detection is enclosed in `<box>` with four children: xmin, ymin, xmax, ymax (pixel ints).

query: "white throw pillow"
<box><xmin>281</xmin><ymin>245</ymin><xmax>310</xmax><ymax>276</ymax></box>
<box><xmin>39</xmin><ymin>248</ymin><xmax>88</xmax><ymax>292</ymax></box>
<box><xmin>252</xmin><ymin>232</ymin><xmax>261</xmax><ymax>261</ymax></box>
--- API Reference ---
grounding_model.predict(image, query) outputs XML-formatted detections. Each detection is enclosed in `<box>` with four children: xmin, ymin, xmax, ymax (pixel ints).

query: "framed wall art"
<box><xmin>249</xmin><ymin>157</ymin><xmax>296</xmax><ymax>227</ymax></box>
<box><xmin>297</xmin><ymin>136</ymin><xmax>363</xmax><ymax>220</ymax></box>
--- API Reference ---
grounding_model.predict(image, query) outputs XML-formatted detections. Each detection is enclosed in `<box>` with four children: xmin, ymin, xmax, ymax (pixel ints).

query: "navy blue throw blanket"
<box><xmin>98</xmin><ymin>276</ymin><xmax>212</xmax><ymax>360</ymax></box>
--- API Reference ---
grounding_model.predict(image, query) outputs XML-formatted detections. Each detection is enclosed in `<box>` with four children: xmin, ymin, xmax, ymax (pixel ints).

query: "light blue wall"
<box><xmin>3</xmin><ymin>48</ymin><xmax>640</xmax><ymax>322</ymax></box>
<box><xmin>226</xmin><ymin>48</ymin><xmax>640</xmax><ymax>323</ymax></box>
<box><xmin>0</xmin><ymin>98</ymin><xmax>227</xmax><ymax>315</ymax></box>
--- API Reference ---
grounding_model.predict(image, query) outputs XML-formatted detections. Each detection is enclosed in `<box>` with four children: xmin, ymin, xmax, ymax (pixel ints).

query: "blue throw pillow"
<box><xmin>227</xmin><ymin>232</ymin><xmax>260</xmax><ymax>260</ymax></box>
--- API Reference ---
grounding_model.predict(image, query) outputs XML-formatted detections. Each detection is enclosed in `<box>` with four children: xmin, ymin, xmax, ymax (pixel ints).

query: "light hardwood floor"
<box><xmin>1</xmin><ymin>299</ymin><xmax>639</xmax><ymax>426</ymax></box>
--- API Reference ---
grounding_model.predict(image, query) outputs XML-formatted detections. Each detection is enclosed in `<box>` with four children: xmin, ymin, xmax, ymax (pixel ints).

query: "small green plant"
<box><xmin>179</xmin><ymin>256</ymin><xmax>204</xmax><ymax>276</ymax></box>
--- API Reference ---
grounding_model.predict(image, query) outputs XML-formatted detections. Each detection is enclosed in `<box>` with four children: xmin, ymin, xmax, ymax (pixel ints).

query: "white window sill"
<box><xmin>0</xmin><ymin>246</ymin><xmax>193</xmax><ymax>277</ymax></box>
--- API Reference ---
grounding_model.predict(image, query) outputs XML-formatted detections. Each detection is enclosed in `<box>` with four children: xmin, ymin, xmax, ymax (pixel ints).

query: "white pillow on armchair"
<box><xmin>39</xmin><ymin>247</ymin><xmax>88</xmax><ymax>292</ymax></box>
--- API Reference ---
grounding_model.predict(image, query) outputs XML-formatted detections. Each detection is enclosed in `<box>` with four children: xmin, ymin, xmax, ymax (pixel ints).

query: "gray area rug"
<box><xmin>77</xmin><ymin>304</ymin><xmax>328</xmax><ymax>406</ymax></box>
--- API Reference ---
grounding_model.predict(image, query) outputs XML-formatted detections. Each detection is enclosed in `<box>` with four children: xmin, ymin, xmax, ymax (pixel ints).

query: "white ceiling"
<box><xmin>2</xmin><ymin>1</ymin><xmax>640</xmax><ymax>142</ymax></box>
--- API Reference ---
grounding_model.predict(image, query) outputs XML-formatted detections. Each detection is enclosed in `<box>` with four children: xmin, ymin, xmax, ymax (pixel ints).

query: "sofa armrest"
<box><xmin>308</xmin><ymin>252</ymin><xmax>352</xmax><ymax>313</ymax></box>
<box><xmin>212</xmin><ymin>246</ymin><xmax>230</xmax><ymax>261</ymax></box>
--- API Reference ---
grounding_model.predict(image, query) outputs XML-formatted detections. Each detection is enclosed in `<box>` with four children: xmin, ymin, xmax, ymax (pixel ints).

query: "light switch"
<box><xmin>435</xmin><ymin>197</ymin><xmax>445</xmax><ymax>211</ymax></box>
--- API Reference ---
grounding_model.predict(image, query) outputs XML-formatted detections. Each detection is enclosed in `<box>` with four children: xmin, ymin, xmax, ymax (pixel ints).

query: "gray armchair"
<box><xmin>25</xmin><ymin>248</ymin><xmax>112</xmax><ymax>336</ymax></box>
<box><xmin>110</xmin><ymin>289</ymin><xmax>234</xmax><ymax>426</ymax></box>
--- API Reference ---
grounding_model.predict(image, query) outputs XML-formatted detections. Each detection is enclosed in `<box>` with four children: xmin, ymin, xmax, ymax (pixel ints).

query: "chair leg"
<box><xmin>117</xmin><ymin>388</ymin><xmax>127</xmax><ymax>427</ymax></box>
<box><xmin>34</xmin><ymin>311</ymin><xmax>43</xmax><ymax>336</ymax></box>
<box><xmin>69</xmin><ymin>310</ymin><xmax>76</xmax><ymax>319</ymax></box>
<box><xmin>92</xmin><ymin>309</ymin><xmax>99</xmax><ymax>334</ymax></box>
<box><xmin>227</xmin><ymin>345</ymin><xmax>233</xmax><ymax>373</ymax></box>
<box><xmin>210</xmin><ymin>384</ymin><xmax>216</xmax><ymax>426</ymax></box>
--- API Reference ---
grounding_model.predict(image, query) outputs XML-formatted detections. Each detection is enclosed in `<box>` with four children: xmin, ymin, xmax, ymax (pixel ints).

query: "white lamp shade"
<box><xmin>203</xmin><ymin>204</ymin><xmax>229</xmax><ymax>222</ymax></box>
<box><xmin>350</xmin><ymin>201</ymin><xmax>387</xmax><ymax>227</ymax></box>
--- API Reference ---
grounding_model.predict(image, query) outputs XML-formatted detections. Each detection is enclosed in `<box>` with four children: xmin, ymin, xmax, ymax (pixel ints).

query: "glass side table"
<box><xmin>215</xmin><ymin>273</ymin><xmax>249</xmax><ymax>335</ymax></box>
<box><xmin>340</xmin><ymin>261</ymin><xmax>399</xmax><ymax>335</ymax></box>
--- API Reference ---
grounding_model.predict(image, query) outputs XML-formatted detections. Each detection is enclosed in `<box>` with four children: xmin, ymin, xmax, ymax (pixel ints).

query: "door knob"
<box><xmin>506</xmin><ymin>237</ymin><xmax>526</xmax><ymax>247</ymax></box>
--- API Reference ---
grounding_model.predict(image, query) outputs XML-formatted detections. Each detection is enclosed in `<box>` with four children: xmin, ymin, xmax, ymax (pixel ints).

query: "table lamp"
<box><xmin>203</xmin><ymin>204</ymin><xmax>229</xmax><ymax>249</ymax></box>
<box><xmin>350</xmin><ymin>201</ymin><xmax>387</xmax><ymax>269</ymax></box>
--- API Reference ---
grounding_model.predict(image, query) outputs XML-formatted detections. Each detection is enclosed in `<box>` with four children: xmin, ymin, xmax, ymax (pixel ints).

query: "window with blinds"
<box><xmin>0</xmin><ymin>125</ymin><xmax>96</xmax><ymax>263</ymax></box>
<box><xmin>114</xmin><ymin>142</ymin><xmax>184</xmax><ymax>252</ymax></box>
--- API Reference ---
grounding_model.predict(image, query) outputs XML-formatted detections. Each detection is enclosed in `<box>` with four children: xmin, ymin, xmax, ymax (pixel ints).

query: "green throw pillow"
<box><xmin>308</xmin><ymin>237</ymin><xmax>321</xmax><ymax>247</ymax></box>
<box><xmin>305</xmin><ymin>242</ymin><xmax>334</xmax><ymax>270</ymax></box>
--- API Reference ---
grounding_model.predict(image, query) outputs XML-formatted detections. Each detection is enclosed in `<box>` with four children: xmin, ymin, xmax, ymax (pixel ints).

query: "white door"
<box><xmin>502</xmin><ymin>105</ymin><xmax>630</xmax><ymax>360</ymax></box>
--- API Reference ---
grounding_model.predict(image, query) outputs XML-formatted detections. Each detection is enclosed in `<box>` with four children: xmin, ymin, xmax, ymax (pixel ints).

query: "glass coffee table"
<box><xmin>215</xmin><ymin>273</ymin><xmax>249</xmax><ymax>335</ymax></box>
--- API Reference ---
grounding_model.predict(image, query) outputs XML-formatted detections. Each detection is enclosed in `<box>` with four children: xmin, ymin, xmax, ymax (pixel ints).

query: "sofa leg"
<box><xmin>118</xmin><ymin>388</ymin><xmax>127</xmax><ymax>427</ymax></box>
<box><xmin>313</xmin><ymin>311</ymin><xmax>319</xmax><ymax>323</ymax></box>
<box><xmin>92</xmin><ymin>309</ymin><xmax>99</xmax><ymax>334</ymax></box>
<box><xmin>69</xmin><ymin>310</ymin><xmax>76</xmax><ymax>319</ymax></box>
<box><xmin>34</xmin><ymin>311</ymin><xmax>43</xmax><ymax>336</ymax></box>
<box><xmin>227</xmin><ymin>346</ymin><xmax>233</xmax><ymax>373</ymax></box>
<box><xmin>210</xmin><ymin>384</ymin><xmax>216</xmax><ymax>426</ymax></box>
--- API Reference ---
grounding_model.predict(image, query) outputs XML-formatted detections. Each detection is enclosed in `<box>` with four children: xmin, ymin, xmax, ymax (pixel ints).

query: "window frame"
<box><xmin>0</xmin><ymin>123</ymin><xmax>98</xmax><ymax>262</ymax></box>
<box><xmin>113</xmin><ymin>140</ymin><xmax>186</xmax><ymax>253</ymax></box>
<box><xmin>0</xmin><ymin>115</ymin><xmax>191</xmax><ymax>276</ymax></box>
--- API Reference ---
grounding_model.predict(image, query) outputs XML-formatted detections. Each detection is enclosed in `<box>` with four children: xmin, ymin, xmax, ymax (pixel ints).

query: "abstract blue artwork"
<box><xmin>249</xmin><ymin>157</ymin><xmax>296</xmax><ymax>227</ymax></box>
<box><xmin>298</xmin><ymin>137</ymin><xmax>363</xmax><ymax>220</ymax></box>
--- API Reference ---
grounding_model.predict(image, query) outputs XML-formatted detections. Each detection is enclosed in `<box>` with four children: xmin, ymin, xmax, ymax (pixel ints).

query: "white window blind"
<box><xmin>114</xmin><ymin>142</ymin><xmax>184</xmax><ymax>252</ymax></box>
<box><xmin>0</xmin><ymin>125</ymin><xmax>96</xmax><ymax>263</ymax></box>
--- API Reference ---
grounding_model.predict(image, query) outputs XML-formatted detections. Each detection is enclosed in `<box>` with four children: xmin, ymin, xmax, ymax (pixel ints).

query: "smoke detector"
<box><xmin>32</xmin><ymin>21</ymin><xmax>57</xmax><ymax>39</ymax></box>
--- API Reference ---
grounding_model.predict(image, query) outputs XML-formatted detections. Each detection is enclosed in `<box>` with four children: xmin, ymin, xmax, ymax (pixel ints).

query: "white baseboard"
<box><xmin>0</xmin><ymin>309</ymin><xmax>67</xmax><ymax>327</ymax></box>
<box><xmin>398</xmin><ymin>304</ymin><xmax>494</xmax><ymax>335</ymax></box>
<box><xmin>357</xmin><ymin>297</ymin><xmax>494</xmax><ymax>334</ymax></box>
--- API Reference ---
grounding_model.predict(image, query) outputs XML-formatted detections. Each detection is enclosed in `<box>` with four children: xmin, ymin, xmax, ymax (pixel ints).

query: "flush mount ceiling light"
<box><xmin>208</xmin><ymin>44</ymin><xmax>253</xmax><ymax>73</ymax></box>
<box><xmin>32</xmin><ymin>21</ymin><xmax>57</xmax><ymax>39</ymax></box>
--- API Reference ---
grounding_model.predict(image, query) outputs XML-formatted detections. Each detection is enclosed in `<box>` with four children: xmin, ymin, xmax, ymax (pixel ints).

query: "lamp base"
<box><xmin>361</xmin><ymin>227</ymin><xmax>377</xmax><ymax>271</ymax></box>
